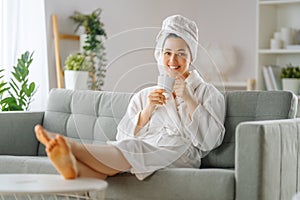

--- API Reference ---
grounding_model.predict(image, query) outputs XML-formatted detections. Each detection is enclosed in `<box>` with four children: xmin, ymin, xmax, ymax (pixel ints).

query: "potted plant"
<box><xmin>280</xmin><ymin>63</ymin><xmax>300</xmax><ymax>94</ymax></box>
<box><xmin>0</xmin><ymin>51</ymin><xmax>36</xmax><ymax>111</ymax></box>
<box><xmin>70</xmin><ymin>8</ymin><xmax>107</xmax><ymax>90</ymax></box>
<box><xmin>64</xmin><ymin>53</ymin><xmax>92</xmax><ymax>90</ymax></box>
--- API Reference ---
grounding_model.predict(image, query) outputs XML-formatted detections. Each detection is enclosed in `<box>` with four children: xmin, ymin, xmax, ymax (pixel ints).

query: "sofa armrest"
<box><xmin>235</xmin><ymin>118</ymin><xmax>300</xmax><ymax>200</ymax></box>
<box><xmin>0</xmin><ymin>111</ymin><xmax>44</xmax><ymax>156</ymax></box>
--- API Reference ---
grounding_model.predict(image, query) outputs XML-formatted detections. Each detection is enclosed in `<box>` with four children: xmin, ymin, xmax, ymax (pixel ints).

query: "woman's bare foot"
<box><xmin>46</xmin><ymin>135</ymin><xmax>78</xmax><ymax>179</ymax></box>
<box><xmin>34</xmin><ymin>125</ymin><xmax>78</xmax><ymax>179</ymax></box>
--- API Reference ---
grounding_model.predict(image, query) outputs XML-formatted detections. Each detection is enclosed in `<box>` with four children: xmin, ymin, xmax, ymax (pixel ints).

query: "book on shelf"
<box><xmin>262</xmin><ymin>65</ymin><xmax>282</xmax><ymax>91</ymax></box>
<box><xmin>269</xmin><ymin>65</ymin><xmax>282</xmax><ymax>90</ymax></box>
<box><xmin>262</xmin><ymin>66</ymin><xmax>273</xmax><ymax>90</ymax></box>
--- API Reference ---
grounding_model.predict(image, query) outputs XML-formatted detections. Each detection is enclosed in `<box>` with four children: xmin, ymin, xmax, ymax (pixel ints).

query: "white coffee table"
<box><xmin>0</xmin><ymin>174</ymin><xmax>107</xmax><ymax>200</ymax></box>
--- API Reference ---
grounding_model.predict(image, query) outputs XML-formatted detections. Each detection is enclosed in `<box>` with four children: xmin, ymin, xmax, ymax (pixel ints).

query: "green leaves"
<box><xmin>70</xmin><ymin>8</ymin><xmax>106</xmax><ymax>53</ymax></box>
<box><xmin>70</xmin><ymin>8</ymin><xmax>107</xmax><ymax>37</ymax></box>
<box><xmin>0</xmin><ymin>69</ymin><xmax>9</xmax><ymax>96</ymax></box>
<box><xmin>0</xmin><ymin>51</ymin><xmax>36</xmax><ymax>111</ymax></box>
<box><xmin>65</xmin><ymin>53</ymin><xmax>88</xmax><ymax>71</ymax></box>
<box><xmin>280</xmin><ymin>63</ymin><xmax>300</xmax><ymax>79</ymax></box>
<box><xmin>69</xmin><ymin>8</ymin><xmax>107</xmax><ymax>91</ymax></box>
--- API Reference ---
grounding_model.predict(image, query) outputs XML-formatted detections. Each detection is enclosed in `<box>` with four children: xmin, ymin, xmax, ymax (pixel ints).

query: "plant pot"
<box><xmin>282</xmin><ymin>78</ymin><xmax>300</xmax><ymax>95</ymax></box>
<box><xmin>64</xmin><ymin>70</ymin><xmax>89</xmax><ymax>90</ymax></box>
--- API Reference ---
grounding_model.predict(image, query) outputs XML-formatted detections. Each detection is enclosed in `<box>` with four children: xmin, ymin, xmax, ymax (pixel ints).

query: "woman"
<box><xmin>35</xmin><ymin>15</ymin><xmax>225</xmax><ymax>181</ymax></box>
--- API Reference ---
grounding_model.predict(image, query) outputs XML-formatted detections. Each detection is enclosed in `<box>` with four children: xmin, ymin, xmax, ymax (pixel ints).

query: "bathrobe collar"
<box><xmin>185</xmin><ymin>70</ymin><xmax>204</xmax><ymax>92</ymax></box>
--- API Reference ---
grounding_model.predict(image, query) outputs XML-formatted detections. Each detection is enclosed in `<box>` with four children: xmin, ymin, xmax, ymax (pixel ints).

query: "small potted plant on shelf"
<box><xmin>280</xmin><ymin>63</ymin><xmax>300</xmax><ymax>95</ymax></box>
<box><xmin>64</xmin><ymin>53</ymin><xmax>92</xmax><ymax>90</ymax></box>
<box><xmin>70</xmin><ymin>8</ymin><xmax>107</xmax><ymax>90</ymax></box>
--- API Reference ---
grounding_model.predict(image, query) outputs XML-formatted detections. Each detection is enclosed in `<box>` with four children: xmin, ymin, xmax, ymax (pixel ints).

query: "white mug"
<box><xmin>157</xmin><ymin>75</ymin><xmax>175</xmax><ymax>93</ymax></box>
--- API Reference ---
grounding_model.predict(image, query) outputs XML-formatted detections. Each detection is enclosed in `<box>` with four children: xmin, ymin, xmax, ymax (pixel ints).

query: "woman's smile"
<box><xmin>169</xmin><ymin>66</ymin><xmax>180</xmax><ymax>70</ymax></box>
<box><xmin>162</xmin><ymin>37</ymin><xmax>191</xmax><ymax>79</ymax></box>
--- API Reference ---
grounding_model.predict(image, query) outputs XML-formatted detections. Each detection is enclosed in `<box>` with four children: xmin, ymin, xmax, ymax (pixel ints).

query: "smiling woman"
<box><xmin>34</xmin><ymin>15</ymin><xmax>226</xmax><ymax>182</ymax></box>
<box><xmin>0</xmin><ymin>0</ymin><xmax>48</xmax><ymax>110</ymax></box>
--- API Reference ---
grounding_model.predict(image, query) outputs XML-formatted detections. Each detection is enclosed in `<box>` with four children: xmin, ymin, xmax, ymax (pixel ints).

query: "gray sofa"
<box><xmin>0</xmin><ymin>88</ymin><xmax>299</xmax><ymax>200</ymax></box>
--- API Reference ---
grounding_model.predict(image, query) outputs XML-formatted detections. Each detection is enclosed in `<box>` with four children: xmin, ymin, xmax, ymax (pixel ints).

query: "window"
<box><xmin>0</xmin><ymin>0</ymin><xmax>48</xmax><ymax>110</ymax></box>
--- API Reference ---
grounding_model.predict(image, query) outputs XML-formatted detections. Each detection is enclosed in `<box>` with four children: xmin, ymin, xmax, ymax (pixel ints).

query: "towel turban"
<box><xmin>154</xmin><ymin>15</ymin><xmax>199</xmax><ymax>63</ymax></box>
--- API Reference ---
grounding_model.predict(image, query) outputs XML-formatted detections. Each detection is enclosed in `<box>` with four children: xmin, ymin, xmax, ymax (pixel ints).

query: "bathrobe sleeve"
<box><xmin>116</xmin><ymin>89</ymin><xmax>150</xmax><ymax>141</ymax></box>
<box><xmin>187</xmin><ymin>84</ymin><xmax>225</xmax><ymax>154</ymax></box>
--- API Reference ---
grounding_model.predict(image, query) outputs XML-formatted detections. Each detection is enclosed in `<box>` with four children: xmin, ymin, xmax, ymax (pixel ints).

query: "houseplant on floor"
<box><xmin>70</xmin><ymin>8</ymin><xmax>107</xmax><ymax>90</ymax></box>
<box><xmin>64</xmin><ymin>53</ymin><xmax>92</xmax><ymax>90</ymax></box>
<box><xmin>280</xmin><ymin>63</ymin><xmax>300</xmax><ymax>95</ymax></box>
<box><xmin>0</xmin><ymin>51</ymin><xmax>36</xmax><ymax>111</ymax></box>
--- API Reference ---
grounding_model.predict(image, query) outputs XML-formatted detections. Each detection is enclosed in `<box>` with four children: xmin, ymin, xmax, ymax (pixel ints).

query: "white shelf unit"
<box><xmin>256</xmin><ymin>0</ymin><xmax>300</xmax><ymax>90</ymax></box>
<box><xmin>212</xmin><ymin>81</ymin><xmax>247</xmax><ymax>91</ymax></box>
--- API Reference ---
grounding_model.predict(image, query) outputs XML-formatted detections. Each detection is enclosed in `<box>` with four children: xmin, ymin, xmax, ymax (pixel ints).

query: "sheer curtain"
<box><xmin>0</xmin><ymin>0</ymin><xmax>49</xmax><ymax>111</ymax></box>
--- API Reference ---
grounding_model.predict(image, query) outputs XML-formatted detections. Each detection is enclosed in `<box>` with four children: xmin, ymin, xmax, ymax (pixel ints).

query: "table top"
<box><xmin>0</xmin><ymin>174</ymin><xmax>108</xmax><ymax>194</ymax></box>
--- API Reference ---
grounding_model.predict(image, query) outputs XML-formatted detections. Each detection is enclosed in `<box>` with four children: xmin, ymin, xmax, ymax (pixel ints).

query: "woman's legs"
<box><xmin>70</xmin><ymin>142</ymin><xmax>131</xmax><ymax>176</ymax></box>
<box><xmin>77</xmin><ymin>160</ymin><xmax>107</xmax><ymax>179</ymax></box>
<box><xmin>35</xmin><ymin>125</ymin><xmax>131</xmax><ymax>179</ymax></box>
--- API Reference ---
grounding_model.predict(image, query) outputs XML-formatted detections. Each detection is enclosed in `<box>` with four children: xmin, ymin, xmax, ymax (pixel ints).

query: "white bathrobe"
<box><xmin>109</xmin><ymin>70</ymin><xmax>225</xmax><ymax>180</ymax></box>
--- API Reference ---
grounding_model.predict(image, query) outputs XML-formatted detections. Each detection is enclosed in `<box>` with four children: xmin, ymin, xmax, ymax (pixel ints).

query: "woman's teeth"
<box><xmin>169</xmin><ymin>66</ymin><xmax>180</xmax><ymax>69</ymax></box>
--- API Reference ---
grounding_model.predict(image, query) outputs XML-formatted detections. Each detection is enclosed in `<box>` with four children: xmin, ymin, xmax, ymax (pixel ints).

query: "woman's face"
<box><xmin>162</xmin><ymin>37</ymin><xmax>191</xmax><ymax>79</ymax></box>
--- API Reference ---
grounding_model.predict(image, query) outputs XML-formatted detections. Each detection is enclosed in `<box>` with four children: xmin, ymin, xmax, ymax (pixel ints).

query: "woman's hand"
<box><xmin>146</xmin><ymin>88</ymin><xmax>166</xmax><ymax>111</ymax></box>
<box><xmin>135</xmin><ymin>89</ymin><xmax>166</xmax><ymax>135</ymax></box>
<box><xmin>173</xmin><ymin>76</ymin><xmax>191</xmax><ymax>101</ymax></box>
<box><xmin>173</xmin><ymin>77</ymin><xmax>198</xmax><ymax>117</ymax></box>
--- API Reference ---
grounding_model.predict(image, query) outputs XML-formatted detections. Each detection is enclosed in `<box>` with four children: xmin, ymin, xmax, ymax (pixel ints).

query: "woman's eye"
<box><xmin>178</xmin><ymin>53</ymin><xmax>186</xmax><ymax>57</ymax></box>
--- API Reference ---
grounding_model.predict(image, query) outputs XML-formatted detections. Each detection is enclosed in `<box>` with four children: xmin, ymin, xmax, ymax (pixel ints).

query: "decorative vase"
<box><xmin>282</xmin><ymin>78</ymin><xmax>300</xmax><ymax>95</ymax></box>
<box><xmin>64</xmin><ymin>70</ymin><xmax>89</xmax><ymax>90</ymax></box>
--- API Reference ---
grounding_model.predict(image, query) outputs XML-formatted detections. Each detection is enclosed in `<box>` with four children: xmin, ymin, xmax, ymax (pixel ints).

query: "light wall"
<box><xmin>44</xmin><ymin>0</ymin><xmax>256</xmax><ymax>93</ymax></box>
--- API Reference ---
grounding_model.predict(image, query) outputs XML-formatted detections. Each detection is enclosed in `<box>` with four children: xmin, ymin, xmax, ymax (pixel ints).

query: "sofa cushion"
<box><xmin>106</xmin><ymin>168</ymin><xmax>235</xmax><ymax>200</ymax></box>
<box><xmin>38</xmin><ymin>89</ymin><xmax>133</xmax><ymax>155</ymax></box>
<box><xmin>0</xmin><ymin>156</ymin><xmax>57</xmax><ymax>174</ymax></box>
<box><xmin>202</xmin><ymin>91</ymin><xmax>297</xmax><ymax>168</ymax></box>
<box><xmin>0</xmin><ymin>112</ymin><xmax>44</xmax><ymax>156</ymax></box>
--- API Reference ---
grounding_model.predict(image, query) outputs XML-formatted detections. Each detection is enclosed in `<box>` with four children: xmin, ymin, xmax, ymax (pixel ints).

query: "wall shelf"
<box><xmin>259</xmin><ymin>0</ymin><xmax>300</xmax><ymax>5</ymax></box>
<box><xmin>259</xmin><ymin>49</ymin><xmax>300</xmax><ymax>54</ymax></box>
<box><xmin>212</xmin><ymin>81</ymin><xmax>247</xmax><ymax>91</ymax></box>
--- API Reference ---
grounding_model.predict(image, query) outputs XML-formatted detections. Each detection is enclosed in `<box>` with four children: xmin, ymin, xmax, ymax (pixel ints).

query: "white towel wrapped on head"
<box><xmin>154</xmin><ymin>15</ymin><xmax>199</xmax><ymax>64</ymax></box>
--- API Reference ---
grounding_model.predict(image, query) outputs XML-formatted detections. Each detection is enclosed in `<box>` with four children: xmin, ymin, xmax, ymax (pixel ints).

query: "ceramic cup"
<box><xmin>157</xmin><ymin>75</ymin><xmax>175</xmax><ymax>93</ymax></box>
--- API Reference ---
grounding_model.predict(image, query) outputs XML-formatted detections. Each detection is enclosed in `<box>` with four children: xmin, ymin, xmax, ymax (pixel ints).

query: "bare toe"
<box><xmin>35</xmin><ymin>125</ymin><xmax>50</xmax><ymax>146</ymax></box>
<box><xmin>46</xmin><ymin>139</ymin><xmax>57</xmax><ymax>152</ymax></box>
<box><xmin>56</xmin><ymin>135</ymin><xmax>70</xmax><ymax>151</ymax></box>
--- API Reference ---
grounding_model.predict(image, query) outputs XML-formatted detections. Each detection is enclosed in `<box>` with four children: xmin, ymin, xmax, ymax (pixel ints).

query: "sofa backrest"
<box><xmin>38</xmin><ymin>89</ymin><xmax>133</xmax><ymax>155</ymax></box>
<box><xmin>201</xmin><ymin>90</ymin><xmax>297</xmax><ymax>168</ymax></box>
<box><xmin>39</xmin><ymin>89</ymin><xmax>297</xmax><ymax>169</ymax></box>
